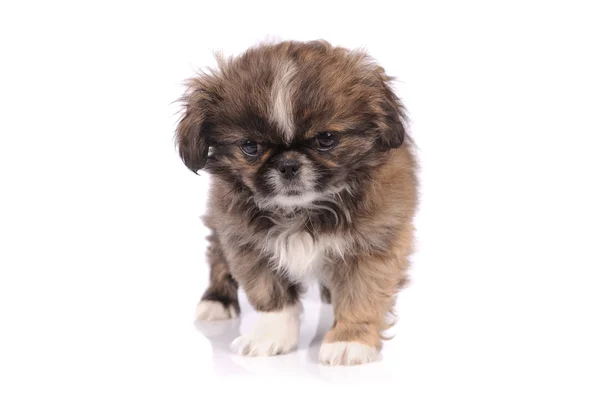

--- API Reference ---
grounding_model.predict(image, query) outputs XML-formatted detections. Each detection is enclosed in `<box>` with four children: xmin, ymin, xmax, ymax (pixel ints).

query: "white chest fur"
<box><xmin>266</xmin><ymin>228</ymin><xmax>346</xmax><ymax>282</ymax></box>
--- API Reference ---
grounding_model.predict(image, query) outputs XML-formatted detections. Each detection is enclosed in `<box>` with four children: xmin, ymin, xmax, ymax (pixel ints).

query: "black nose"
<box><xmin>277</xmin><ymin>159</ymin><xmax>300</xmax><ymax>178</ymax></box>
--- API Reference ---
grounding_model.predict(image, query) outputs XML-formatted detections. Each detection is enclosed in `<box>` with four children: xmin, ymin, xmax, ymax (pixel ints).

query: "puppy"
<box><xmin>176</xmin><ymin>40</ymin><xmax>418</xmax><ymax>366</ymax></box>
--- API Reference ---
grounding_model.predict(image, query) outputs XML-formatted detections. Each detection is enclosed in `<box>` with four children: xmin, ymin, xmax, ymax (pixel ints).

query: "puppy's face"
<box><xmin>177</xmin><ymin>41</ymin><xmax>405</xmax><ymax>209</ymax></box>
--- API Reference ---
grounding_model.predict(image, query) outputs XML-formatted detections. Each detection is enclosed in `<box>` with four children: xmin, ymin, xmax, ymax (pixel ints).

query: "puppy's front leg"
<box><xmin>230</xmin><ymin>262</ymin><xmax>302</xmax><ymax>357</ymax></box>
<box><xmin>319</xmin><ymin>253</ymin><xmax>408</xmax><ymax>366</ymax></box>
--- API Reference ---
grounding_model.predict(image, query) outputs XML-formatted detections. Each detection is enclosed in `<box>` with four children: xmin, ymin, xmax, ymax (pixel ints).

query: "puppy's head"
<box><xmin>176</xmin><ymin>40</ymin><xmax>406</xmax><ymax>209</ymax></box>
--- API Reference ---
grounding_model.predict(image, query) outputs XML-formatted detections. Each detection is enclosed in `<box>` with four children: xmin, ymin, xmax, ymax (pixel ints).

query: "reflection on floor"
<box><xmin>194</xmin><ymin>286</ymin><xmax>397</xmax><ymax>382</ymax></box>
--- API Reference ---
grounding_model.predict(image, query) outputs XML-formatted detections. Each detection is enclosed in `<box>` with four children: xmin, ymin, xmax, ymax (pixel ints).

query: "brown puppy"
<box><xmin>176</xmin><ymin>40</ymin><xmax>418</xmax><ymax>366</ymax></box>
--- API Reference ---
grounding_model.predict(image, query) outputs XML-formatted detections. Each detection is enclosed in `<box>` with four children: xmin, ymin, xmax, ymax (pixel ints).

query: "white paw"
<box><xmin>195</xmin><ymin>300</ymin><xmax>237</xmax><ymax>321</ymax></box>
<box><xmin>319</xmin><ymin>342</ymin><xmax>380</xmax><ymax>366</ymax></box>
<box><xmin>231</xmin><ymin>303</ymin><xmax>301</xmax><ymax>356</ymax></box>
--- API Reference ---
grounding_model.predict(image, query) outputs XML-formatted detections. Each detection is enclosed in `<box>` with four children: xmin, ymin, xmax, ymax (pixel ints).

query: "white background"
<box><xmin>1</xmin><ymin>0</ymin><xmax>599</xmax><ymax>397</ymax></box>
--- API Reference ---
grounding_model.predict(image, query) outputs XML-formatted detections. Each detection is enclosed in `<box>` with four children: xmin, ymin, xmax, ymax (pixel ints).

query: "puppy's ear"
<box><xmin>176</xmin><ymin>80</ymin><xmax>216</xmax><ymax>174</ymax></box>
<box><xmin>376</xmin><ymin>72</ymin><xmax>407</xmax><ymax>150</ymax></box>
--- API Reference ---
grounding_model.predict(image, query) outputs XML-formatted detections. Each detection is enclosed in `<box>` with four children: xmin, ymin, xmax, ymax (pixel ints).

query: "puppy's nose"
<box><xmin>277</xmin><ymin>159</ymin><xmax>300</xmax><ymax>179</ymax></box>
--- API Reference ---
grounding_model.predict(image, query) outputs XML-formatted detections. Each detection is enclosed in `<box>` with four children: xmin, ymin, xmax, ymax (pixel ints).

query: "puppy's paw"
<box><xmin>319</xmin><ymin>342</ymin><xmax>380</xmax><ymax>366</ymax></box>
<box><xmin>195</xmin><ymin>300</ymin><xmax>238</xmax><ymax>321</ymax></box>
<box><xmin>231</xmin><ymin>334</ymin><xmax>298</xmax><ymax>356</ymax></box>
<box><xmin>231</xmin><ymin>303</ymin><xmax>301</xmax><ymax>356</ymax></box>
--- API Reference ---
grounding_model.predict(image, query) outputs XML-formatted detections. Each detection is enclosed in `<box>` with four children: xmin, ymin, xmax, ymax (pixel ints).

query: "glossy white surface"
<box><xmin>1</xmin><ymin>0</ymin><xmax>600</xmax><ymax>397</ymax></box>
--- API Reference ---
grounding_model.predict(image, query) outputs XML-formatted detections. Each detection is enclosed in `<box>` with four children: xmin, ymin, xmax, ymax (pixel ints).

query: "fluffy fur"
<box><xmin>177</xmin><ymin>40</ymin><xmax>418</xmax><ymax>366</ymax></box>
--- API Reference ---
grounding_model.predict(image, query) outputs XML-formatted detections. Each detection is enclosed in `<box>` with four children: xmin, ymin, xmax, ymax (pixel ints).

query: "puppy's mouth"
<box><xmin>267</xmin><ymin>182</ymin><xmax>320</xmax><ymax>208</ymax></box>
<box><xmin>256</xmin><ymin>183</ymin><xmax>349</xmax><ymax>211</ymax></box>
<box><xmin>271</xmin><ymin>191</ymin><xmax>321</xmax><ymax>208</ymax></box>
<box><xmin>255</xmin><ymin>155</ymin><xmax>349</xmax><ymax>210</ymax></box>
<box><xmin>257</xmin><ymin>164</ymin><xmax>319</xmax><ymax>207</ymax></box>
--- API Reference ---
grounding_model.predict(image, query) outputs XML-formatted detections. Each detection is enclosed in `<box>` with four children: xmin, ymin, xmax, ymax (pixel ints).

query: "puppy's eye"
<box><xmin>240</xmin><ymin>140</ymin><xmax>261</xmax><ymax>157</ymax></box>
<box><xmin>315</xmin><ymin>132</ymin><xmax>337</xmax><ymax>151</ymax></box>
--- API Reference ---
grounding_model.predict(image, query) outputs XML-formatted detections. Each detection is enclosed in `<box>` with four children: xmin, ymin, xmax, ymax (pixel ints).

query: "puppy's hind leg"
<box><xmin>196</xmin><ymin>232</ymin><xmax>240</xmax><ymax>321</ymax></box>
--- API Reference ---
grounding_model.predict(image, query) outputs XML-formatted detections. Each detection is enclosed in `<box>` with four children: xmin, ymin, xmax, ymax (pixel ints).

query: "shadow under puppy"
<box><xmin>176</xmin><ymin>40</ymin><xmax>418</xmax><ymax>366</ymax></box>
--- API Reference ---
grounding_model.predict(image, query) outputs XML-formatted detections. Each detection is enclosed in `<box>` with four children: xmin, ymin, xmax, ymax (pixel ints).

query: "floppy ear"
<box><xmin>376</xmin><ymin>74</ymin><xmax>407</xmax><ymax>149</ymax></box>
<box><xmin>175</xmin><ymin>82</ymin><xmax>215</xmax><ymax>174</ymax></box>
